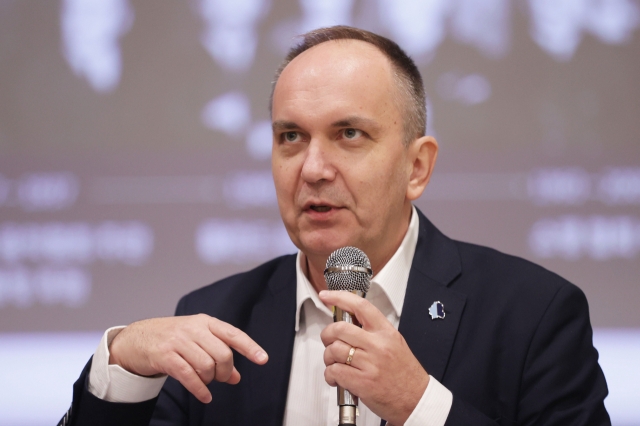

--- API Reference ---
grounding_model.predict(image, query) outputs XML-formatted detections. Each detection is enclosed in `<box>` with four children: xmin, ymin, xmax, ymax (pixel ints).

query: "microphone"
<box><xmin>324</xmin><ymin>247</ymin><xmax>372</xmax><ymax>426</ymax></box>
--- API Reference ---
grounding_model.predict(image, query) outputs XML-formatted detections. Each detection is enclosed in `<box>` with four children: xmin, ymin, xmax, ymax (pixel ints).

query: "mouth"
<box><xmin>302</xmin><ymin>200</ymin><xmax>341</xmax><ymax>216</ymax></box>
<box><xmin>309</xmin><ymin>205</ymin><xmax>332</xmax><ymax>213</ymax></box>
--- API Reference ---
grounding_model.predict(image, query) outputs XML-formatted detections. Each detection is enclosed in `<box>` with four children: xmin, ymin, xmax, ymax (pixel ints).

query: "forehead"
<box><xmin>272</xmin><ymin>40</ymin><xmax>400</xmax><ymax>124</ymax></box>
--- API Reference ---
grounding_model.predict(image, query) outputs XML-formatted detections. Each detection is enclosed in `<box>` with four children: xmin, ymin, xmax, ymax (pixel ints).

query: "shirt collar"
<box><xmin>294</xmin><ymin>206</ymin><xmax>420</xmax><ymax>331</ymax></box>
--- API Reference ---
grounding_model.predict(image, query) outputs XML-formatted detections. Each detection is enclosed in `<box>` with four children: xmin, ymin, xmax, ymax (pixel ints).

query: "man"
<box><xmin>62</xmin><ymin>26</ymin><xmax>610</xmax><ymax>426</ymax></box>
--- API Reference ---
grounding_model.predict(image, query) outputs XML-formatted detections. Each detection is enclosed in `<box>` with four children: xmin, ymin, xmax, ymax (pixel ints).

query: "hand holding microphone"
<box><xmin>323</xmin><ymin>247</ymin><xmax>373</xmax><ymax>426</ymax></box>
<box><xmin>321</xmin><ymin>247</ymin><xmax>430</xmax><ymax>426</ymax></box>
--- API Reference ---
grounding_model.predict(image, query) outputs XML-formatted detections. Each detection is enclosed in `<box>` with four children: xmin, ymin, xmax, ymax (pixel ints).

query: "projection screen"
<box><xmin>0</xmin><ymin>1</ymin><xmax>638</xmax><ymax>424</ymax></box>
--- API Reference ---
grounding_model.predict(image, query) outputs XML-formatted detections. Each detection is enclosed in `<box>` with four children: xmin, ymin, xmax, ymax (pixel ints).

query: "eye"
<box><xmin>342</xmin><ymin>128</ymin><xmax>362</xmax><ymax>139</ymax></box>
<box><xmin>283</xmin><ymin>131</ymin><xmax>300</xmax><ymax>142</ymax></box>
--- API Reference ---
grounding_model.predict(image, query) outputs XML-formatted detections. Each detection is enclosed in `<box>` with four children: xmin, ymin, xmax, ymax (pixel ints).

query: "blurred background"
<box><xmin>1</xmin><ymin>0</ymin><xmax>639</xmax><ymax>424</ymax></box>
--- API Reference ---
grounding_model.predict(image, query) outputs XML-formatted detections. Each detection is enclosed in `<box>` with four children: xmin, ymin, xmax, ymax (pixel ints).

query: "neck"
<box><xmin>305</xmin><ymin>255</ymin><xmax>328</xmax><ymax>294</ymax></box>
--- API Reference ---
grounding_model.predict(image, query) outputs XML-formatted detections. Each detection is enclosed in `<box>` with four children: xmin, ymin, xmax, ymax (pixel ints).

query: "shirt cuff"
<box><xmin>403</xmin><ymin>376</ymin><xmax>453</xmax><ymax>426</ymax></box>
<box><xmin>88</xmin><ymin>326</ymin><xmax>168</xmax><ymax>403</ymax></box>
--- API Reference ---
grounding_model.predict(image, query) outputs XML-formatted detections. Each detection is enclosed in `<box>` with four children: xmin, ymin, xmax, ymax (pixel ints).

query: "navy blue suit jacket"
<box><xmin>64</xmin><ymin>210</ymin><xmax>610</xmax><ymax>425</ymax></box>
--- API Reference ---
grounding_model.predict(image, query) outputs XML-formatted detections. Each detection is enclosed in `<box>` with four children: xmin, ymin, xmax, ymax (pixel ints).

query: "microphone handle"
<box><xmin>333</xmin><ymin>290</ymin><xmax>366</xmax><ymax>426</ymax></box>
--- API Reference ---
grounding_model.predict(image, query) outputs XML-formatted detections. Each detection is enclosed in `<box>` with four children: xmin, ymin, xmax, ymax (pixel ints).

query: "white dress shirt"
<box><xmin>88</xmin><ymin>206</ymin><xmax>452</xmax><ymax>425</ymax></box>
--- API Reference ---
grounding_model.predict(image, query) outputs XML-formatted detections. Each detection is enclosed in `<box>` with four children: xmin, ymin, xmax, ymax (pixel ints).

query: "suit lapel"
<box><xmin>242</xmin><ymin>256</ymin><xmax>298</xmax><ymax>426</ymax></box>
<box><xmin>398</xmin><ymin>210</ymin><xmax>467</xmax><ymax>382</ymax></box>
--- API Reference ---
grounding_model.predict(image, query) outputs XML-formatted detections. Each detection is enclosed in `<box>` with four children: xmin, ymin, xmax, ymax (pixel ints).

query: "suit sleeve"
<box><xmin>62</xmin><ymin>296</ymin><xmax>194</xmax><ymax>426</ymax></box>
<box><xmin>516</xmin><ymin>283</ymin><xmax>610</xmax><ymax>425</ymax></box>
<box><xmin>444</xmin><ymin>283</ymin><xmax>610</xmax><ymax>426</ymax></box>
<box><xmin>63</xmin><ymin>358</ymin><xmax>158</xmax><ymax>426</ymax></box>
<box><xmin>443</xmin><ymin>397</ymin><xmax>500</xmax><ymax>426</ymax></box>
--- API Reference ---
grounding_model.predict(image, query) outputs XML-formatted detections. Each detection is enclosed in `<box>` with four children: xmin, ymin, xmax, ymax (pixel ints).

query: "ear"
<box><xmin>406</xmin><ymin>135</ymin><xmax>438</xmax><ymax>201</ymax></box>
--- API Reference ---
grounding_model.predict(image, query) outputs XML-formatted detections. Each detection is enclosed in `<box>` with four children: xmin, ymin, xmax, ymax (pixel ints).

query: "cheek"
<box><xmin>355</xmin><ymin>154</ymin><xmax>406</xmax><ymax>195</ymax></box>
<box><xmin>272</xmin><ymin>158</ymin><xmax>301</xmax><ymax>211</ymax></box>
<box><xmin>351</xmin><ymin>156</ymin><xmax>408</xmax><ymax>218</ymax></box>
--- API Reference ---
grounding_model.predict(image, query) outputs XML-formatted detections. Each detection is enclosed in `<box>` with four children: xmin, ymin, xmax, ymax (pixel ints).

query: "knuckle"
<box><xmin>225</xmin><ymin>326</ymin><xmax>241</xmax><ymax>340</ymax></box>
<box><xmin>177</xmin><ymin>364</ymin><xmax>194</xmax><ymax>379</ymax></box>
<box><xmin>218</xmin><ymin>347</ymin><xmax>234</xmax><ymax>364</ymax></box>
<box><xmin>216</xmin><ymin>367</ymin><xmax>232</xmax><ymax>382</ymax></box>
<box><xmin>370</xmin><ymin>365</ymin><xmax>381</xmax><ymax>381</ymax></box>
<box><xmin>193</xmin><ymin>327</ymin><xmax>210</xmax><ymax>341</ymax></box>
<box><xmin>195</xmin><ymin>313</ymin><xmax>208</xmax><ymax>321</ymax></box>
<box><xmin>320</xmin><ymin>331</ymin><xmax>332</xmax><ymax>346</ymax></box>
<box><xmin>389</xmin><ymin>329</ymin><xmax>403</xmax><ymax>343</ymax></box>
<box><xmin>324</xmin><ymin>367</ymin><xmax>332</xmax><ymax>382</ymax></box>
<box><xmin>155</xmin><ymin>341</ymin><xmax>171</xmax><ymax>354</ymax></box>
<box><xmin>335</xmin><ymin>321</ymin><xmax>349</xmax><ymax>334</ymax></box>
<box><xmin>165</xmin><ymin>331</ymin><xmax>182</xmax><ymax>345</ymax></box>
<box><xmin>326</xmin><ymin>344</ymin><xmax>336</xmax><ymax>357</ymax></box>
<box><xmin>323</xmin><ymin>348</ymin><xmax>334</xmax><ymax>365</ymax></box>
<box><xmin>320</xmin><ymin>327</ymin><xmax>329</xmax><ymax>338</ymax></box>
<box><xmin>201</xmin><ymin>357</ymin><xmax>215</xmax><ymax>371</ymax></box>
<box><xmin>379</xmin><ymin>344</ymin><xmax>394</xmax><ymax>360</ymax></box>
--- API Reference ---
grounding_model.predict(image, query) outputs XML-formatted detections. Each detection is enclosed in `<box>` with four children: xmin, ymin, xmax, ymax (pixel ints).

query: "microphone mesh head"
<box><xmin>324</xmin><ymin>246</ymin><xmax>372</xmax><ymax>293</ymax></box>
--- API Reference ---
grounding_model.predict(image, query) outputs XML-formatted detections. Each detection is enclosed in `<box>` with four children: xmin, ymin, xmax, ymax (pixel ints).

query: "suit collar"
<box><xmin>370</xmin><ymin>205</ymin><xmax>420</xmax><ymax>317</ymax></box>
<box><xmin>399</xmin><ymin>209</ymin><xmax>466</xmax><ymax>382</ymax></box>
<box><xmin>412</xmin><ymin>209</ymin><xmax>462</xmax><ymax>287</ymax></box>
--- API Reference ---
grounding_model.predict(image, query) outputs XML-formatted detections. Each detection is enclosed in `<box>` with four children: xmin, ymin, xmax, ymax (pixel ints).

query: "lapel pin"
<box><xmin>429</xmin><ymin>301</ymin><xmax>445</xmax><ymax>320</ymax></box>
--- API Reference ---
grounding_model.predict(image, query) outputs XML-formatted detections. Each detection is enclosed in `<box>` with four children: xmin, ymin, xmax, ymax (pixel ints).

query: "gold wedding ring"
<box><xmin>345</xmin><ymin>347</ymin><xmax>356</xmax><ymax>366</ymax></box>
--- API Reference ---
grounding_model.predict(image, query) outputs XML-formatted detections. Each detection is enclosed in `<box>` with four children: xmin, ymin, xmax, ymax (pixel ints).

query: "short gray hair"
<box><xmin>270</xmin><ymin>26</ymin><xmax>427</xmax><ymax>145</ymax></box>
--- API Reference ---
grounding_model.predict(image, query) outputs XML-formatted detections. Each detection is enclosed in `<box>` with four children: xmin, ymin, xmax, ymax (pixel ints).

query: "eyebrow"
<box><xmin>272</xmin><ymin>116</ymin><xmax>381</xmax><ymax>132</ymax></box>
<box><xmin>331</xmin><ymin>116</ymin><xmax>381</xmax><ymax>133</ymax></box>
<box><xmin>271</xmin><ymin>120</ymin><xmax>300</xmax><ymax>131</ymax></box>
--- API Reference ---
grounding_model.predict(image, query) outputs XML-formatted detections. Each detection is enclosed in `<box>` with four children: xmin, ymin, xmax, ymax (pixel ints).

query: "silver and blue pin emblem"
<box><xmin>429</xmin><ymin>301</ymin><xmax>445</xmax><ymax>320</ymax></box>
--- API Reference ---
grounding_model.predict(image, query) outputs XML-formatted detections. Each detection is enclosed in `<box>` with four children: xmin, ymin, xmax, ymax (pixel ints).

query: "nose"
<box><xmin>300</xmin><ymin>139</ymin><xmax>336</xmax><ymax>184</ymax></box>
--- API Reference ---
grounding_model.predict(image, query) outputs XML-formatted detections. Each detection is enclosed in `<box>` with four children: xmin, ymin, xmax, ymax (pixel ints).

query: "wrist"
<box><xmin>107</xmin><ymin>327</ymin><xmax>140</xmax><ymax>375</ymax></box>
<box><xmin>108</xmin><ymin>326</ymin><xmax>161</xmax><ymax>377</ymax></box>
<box><xmin>107</xmin><ymin>329</ymin><xmax>126</xmax><ymax>367</ymax></box>
<box><xmin>395</xmin><ymin>371</ymin><xmax>430</xmax><ymax>425</ymax></box>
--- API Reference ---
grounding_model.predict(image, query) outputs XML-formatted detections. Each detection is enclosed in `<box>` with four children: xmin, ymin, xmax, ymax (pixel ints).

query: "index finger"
<box><xmin>207</xmin><ymin>317</ymin><xmax>269</xmax><ymax>365</ymax></box>
<box><xmin>318</xmin><ymin>290</ymin><xmax>391</xmax><ymax>331</ymax></box>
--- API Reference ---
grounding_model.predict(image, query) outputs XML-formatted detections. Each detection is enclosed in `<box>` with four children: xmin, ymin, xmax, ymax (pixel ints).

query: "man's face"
<box><xmin>271</xmin><ymin>40</ymin><xmax>415</xmax><ymax>267</ymax></box>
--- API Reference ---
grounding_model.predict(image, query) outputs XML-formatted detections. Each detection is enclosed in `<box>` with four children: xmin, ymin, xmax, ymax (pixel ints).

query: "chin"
<box><xmin>299</xmin><ymin>231</ymin><xmax>354</xmax><ymax>257</ymax></box>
